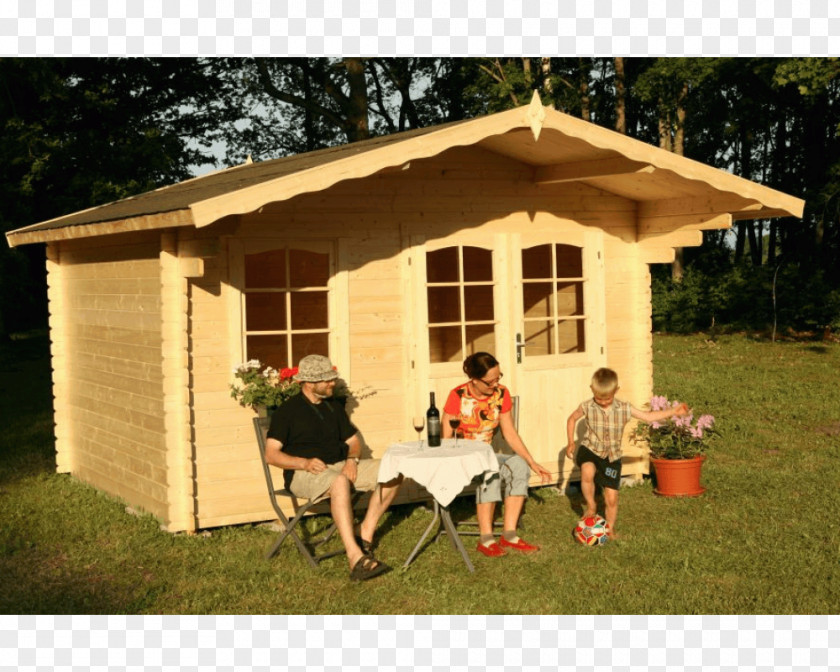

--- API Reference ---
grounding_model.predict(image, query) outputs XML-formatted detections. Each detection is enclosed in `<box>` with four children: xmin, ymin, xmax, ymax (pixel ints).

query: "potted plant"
<box><xmin>634</xmin><ymin>395</ymin><xmax>720</xmax><ymax>497</ymax></box>
<box><xmin>230</xmin><ymin>360</ymin><xmax>377</xmax><ymax>417</ymax></box>
<box><xmin>230</xmin><ymin>360</ymin><xmax>301</xmax><ymax>417</ymax></box>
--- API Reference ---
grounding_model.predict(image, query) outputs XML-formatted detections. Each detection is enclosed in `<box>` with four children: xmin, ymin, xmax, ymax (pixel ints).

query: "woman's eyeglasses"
<box><xmin>478</xmin><ymin>372</ymin><xmax>503</xmax><ymax>387</ymax></box>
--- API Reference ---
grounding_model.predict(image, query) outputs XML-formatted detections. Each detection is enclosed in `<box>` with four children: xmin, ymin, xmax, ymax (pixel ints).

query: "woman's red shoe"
<box><xmin>476</xmin><ymin>541</ymin><xmax>506</xmax><ymax>557</ymax></box>
<box><xmin>499</xmin><ymin>537</ymin><xmax>540</xmax><ymax>553</ymax></box>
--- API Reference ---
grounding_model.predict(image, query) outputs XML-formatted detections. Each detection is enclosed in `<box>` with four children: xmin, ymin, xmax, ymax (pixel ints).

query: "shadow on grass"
<box><xmin>0</xmin><ymin>335</ymin><xmax>56</xmax><ymax>487</ymax></box>
<box><xmin>0</xmin><ymin>548</ymin><xmax>155</xmax><ymax>614</ymax></box>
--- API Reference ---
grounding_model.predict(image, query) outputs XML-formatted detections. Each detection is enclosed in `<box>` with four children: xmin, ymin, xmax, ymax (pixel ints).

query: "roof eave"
<box><xmin>537</xmin><ymin>109</ymin><xmax>805</xmax><ymax>220</ymax></box>
<box><xmin>6</xmin><ymin>209</ymin><xmax>194</xmax><ymax>248</ymax></box>
<box><xmin>188</xmin><ymin>103</ymin><xmax>540</xmax><ymax>228</ymax></box>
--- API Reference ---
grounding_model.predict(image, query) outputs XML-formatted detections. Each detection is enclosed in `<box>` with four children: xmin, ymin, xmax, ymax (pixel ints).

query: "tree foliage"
<box><xmin>0</xmin><ymin>57</ymin><xmax>233</xmax><ymax>335</ymax></box>
<box><xmin>2</xmin><ymin>56</ymin><xmax>840</xmax><ymax>337</ymax></box>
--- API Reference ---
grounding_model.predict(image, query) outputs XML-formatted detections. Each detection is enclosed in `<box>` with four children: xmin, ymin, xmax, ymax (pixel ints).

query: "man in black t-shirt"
<box><xmin>265</xmin><ymin>355</ymin><xmax>402</xmax><ymax>581</ymax></box>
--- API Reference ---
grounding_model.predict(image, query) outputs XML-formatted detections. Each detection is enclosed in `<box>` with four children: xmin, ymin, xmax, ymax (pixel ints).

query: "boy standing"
<box><xmin>566</xmin><ymin>368</ymin><xmax>688</xmax><ymax>537</ymax></box>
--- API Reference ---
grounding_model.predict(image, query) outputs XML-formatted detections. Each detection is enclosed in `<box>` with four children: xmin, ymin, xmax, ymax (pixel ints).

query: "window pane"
<box><xmin>427</xmin><ymin>286</ymin><xmax>461</xmax><ymax>324</ymax></box>
<box><xmin>245</xmin><ymin>250</ymin><xmax>287</xmax><ymax>288</ymax></box>
<box><xmin>556</xmin><ymin>282</ymin><xmax>584</xmax><ymax>316</ymax></box>
<box><xmin>556</xmin><ymin>244</ymin><xmax>583</xmax><ymax>277</ymax></box>
<box><xmin>245</xmin><ymin>292</ymin><xmax>287</xmax><ymax>331</ymax></box>
<box><xmin>246</xmin><ymin>335</ymin><xmax>289</xmax><ymax>369</ymax></box>
<box><xmin>290</xmin><ymin>292</ymin><xmax>328</xmax><ymax>329</ymax></box>
<box><xmin>426</xmin><ymin>247</ymin><xmax>459</xmax><ymax>283</ymax></box>
<box><xmin>522</xmin><ymin>282</ymin><xmax>553</xmax><ymax>319</ymax></box>
<box><xmin>429</xmin><ymin>326</ymin><xmax>462</xmax><ymax>363</ymax></box>
<box><xmin>522</xmin><ymin>244</ymin><xmax>552</xmax><ymax>279</ymax></box>
<box><xmin>557</xmin><ymin>319</ymin><xmax>585</xmax><ymax>353</ymax></box>
<box><xmin>464</xmin><ymin>285</ymin><xmax>494</xmax><ymax>322</ymax></box>
<box><xmin>289</xmin><ymin>249</ymin><xmax>330</xmax><ymax>287</ymax></box>
<box><xmin>291</xmin><ymin>332</ymin><xmax>330</xmax><ymax>364</ymax></box>
<box><xmin>524</xmin><ymin>320</ymin><xmax>554</xmax><ymax>356</ymax></box>
<box><xmin>465</xmin><ymin>324</ymin><xmax>496</xmax><ymax>356</ymax></box>
<box><xmin>462</xmin><ymin>246</ymin><xmax>493</xmax><ymax>282</ymax></box>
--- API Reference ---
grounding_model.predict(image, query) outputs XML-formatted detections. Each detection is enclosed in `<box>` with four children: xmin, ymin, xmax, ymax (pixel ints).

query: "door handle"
<box><xmin>515</xmin><ymin>333</ymin><xmax>529</xmax><ymax>363</ymax></box>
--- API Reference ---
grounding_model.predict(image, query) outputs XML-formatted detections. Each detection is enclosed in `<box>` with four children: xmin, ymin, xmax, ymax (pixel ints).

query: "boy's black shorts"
<box><xmin>575</xmin><ymin>445</ymin><xmax>622</xmax><ymax>490</ymax></box>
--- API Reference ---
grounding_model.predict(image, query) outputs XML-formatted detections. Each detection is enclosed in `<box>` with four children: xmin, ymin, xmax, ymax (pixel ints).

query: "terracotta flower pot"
<box><xmin>650</xmin><ymin>455</ymin><xmax>706</xmax><ymax>497</ymax></box>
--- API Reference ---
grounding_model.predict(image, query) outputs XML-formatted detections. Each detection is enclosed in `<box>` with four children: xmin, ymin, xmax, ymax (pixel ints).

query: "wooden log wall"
<box><xmin>190</xmin><ymin>144</ymin><xmax>683</xmax><ymax>527</ymax></box>
<box><xmin>53</xmin><ymin>232</ymin><xmax>169</xmax><ymax>522</ymax></box>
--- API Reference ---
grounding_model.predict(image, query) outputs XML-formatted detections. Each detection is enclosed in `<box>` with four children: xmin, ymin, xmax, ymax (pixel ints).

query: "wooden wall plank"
<box><xmin>191</xmin><ymin>147</ymin><xmax>662</xmax><ymax>528</ymax></box>
<box><xmin>54</xmin><ymin>233</ymin><xmax>173</xmax><ymax>525</ymax></box>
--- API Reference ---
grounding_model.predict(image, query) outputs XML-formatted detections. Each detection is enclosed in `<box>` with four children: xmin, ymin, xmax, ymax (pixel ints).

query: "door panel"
<box><xmin>408</xmin><ymin>229</ymin><xmax>606</xmax><ymax>481</ymax></box>
<box><xmin>512</xmin><ymin>229</ymin><xmax>606</xmax><ymax>477</ymax></box>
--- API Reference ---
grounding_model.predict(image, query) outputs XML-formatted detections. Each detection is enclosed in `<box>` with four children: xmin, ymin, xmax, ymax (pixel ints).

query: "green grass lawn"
<box><xmin>1</xmin><ymin>332</ymin><xmax>839</xmax><ymax>614</ymax></box>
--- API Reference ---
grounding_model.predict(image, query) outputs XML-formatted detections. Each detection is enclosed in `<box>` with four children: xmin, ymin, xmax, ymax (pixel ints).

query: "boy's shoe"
<box><xmin>476</xmin><ymin>541</ymin><xmax>506</xmax><ymax>557</ymax></box>
<box><xmin>499</xmin><ymin>537</ymin><xmax>540</xmax><ymax>553</ymax></box>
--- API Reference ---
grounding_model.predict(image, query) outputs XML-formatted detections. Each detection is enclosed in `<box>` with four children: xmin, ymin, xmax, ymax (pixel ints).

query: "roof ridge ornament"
<box><xmin>526</xmin><ymin>90</ymin><xmax>546</xmax><ymax>142</ymax></box>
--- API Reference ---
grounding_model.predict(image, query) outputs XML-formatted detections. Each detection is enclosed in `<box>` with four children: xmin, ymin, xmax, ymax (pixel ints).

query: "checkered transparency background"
<box><xmin>0</xmin><ymin>0</ymin><xmax>837</xmax><ymax>55</ymax></box>
<box><xmin>2</xmin><ymin>615</ymin><xmax>839</xmax><ymax>670</ymax></box>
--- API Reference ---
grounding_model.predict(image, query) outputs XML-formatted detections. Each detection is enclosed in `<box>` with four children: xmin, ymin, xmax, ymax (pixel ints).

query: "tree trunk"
<box><xmin>734</xmin><ymin>222</ymin><xmax>747</xmax><ymax>263</ymax></box>
<box><xmin>746</xmin><ymin>221</ymin><xmax>762</xmax><ymax>266</ymax></box>
<box><xmin>541</xmin><ymin>57</ymin><xmax>553</xmax><ymax>97</ymax></box>
<box><xmin>614</xmin><ymin>57</ymin><xmax>626</xmax><ymax>134</ymax></box>
<box><xmin>671</xmin><ymin>247</ymin><xmax>685</xmax><ymax>281</ymax></box>
<box><xmin>343</xmin><ymin>57</ymin><xmax>370</xmax><ymax>142</ymax></box>
<box><xmin>301</xmin><ymin>60</ymin><xmax>316</xmax><ymax>151</ymax></box>
<box><xmin>578</xmin><ymin>58</ymin><xmax>590</xmax><ymax>121</ymax></box>
<box><xmin>768</xmin><ymin>220</ymin><xmax>778</xmax><ymax>265</ymax></box>
<box><xmin>658</xmin><ymin>100</ymin><xmax>672</xmax><ymax>151</ymax></box>
<box><xmin>668</xmin><ymin>86</ymin><xmax>688</xmax><ymax>279</ymax></box>
<box><xmin>673</xmin><ymin>85</ymin><xmax>687</xmax><ymax>156</ymax></box>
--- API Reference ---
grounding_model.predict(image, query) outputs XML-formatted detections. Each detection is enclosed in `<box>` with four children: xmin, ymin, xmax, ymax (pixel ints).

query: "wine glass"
<box><xmin>448</xmin><ymin>417</ymin><xmax>461</xmax><ymax>446</ymax></box>
<box><xmin>412</xmin><ymin>416</ymin><xmax>425</xmax><ymax>449</ymax></box>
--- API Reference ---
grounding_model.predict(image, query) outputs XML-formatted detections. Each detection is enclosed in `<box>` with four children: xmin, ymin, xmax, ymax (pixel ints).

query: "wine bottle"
<box><xmin>426</xmin><ymin>391</ymin><xmax>441</xmax><ymax>447</ymax></box>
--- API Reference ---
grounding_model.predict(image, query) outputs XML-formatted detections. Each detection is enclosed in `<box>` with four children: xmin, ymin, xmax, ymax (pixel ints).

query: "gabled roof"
<box><xmin>6</xmin><ymin>92</ymin><xmax>804</xmax><ymax>248</ymax></box>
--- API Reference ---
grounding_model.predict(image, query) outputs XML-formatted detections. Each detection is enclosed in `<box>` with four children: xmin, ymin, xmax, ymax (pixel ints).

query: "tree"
<box><xmin>213</xmin><ymin>58</ymin><xmax>446</xmax><ymax>162</ymax></box>
<box><xmin>0</xmin><ymin>57</ymin><xmax>232</xmax><ymax>336</ymax></box>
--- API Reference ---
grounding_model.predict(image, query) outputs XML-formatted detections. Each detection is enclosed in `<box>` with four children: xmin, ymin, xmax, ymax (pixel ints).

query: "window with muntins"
<box><xmin>426</xmin><ymin>245</ymin><xmax>496</xmax><ymax>363</ymax></box>
<box><xmin>243</xmin><ymin>246</ymin><xmax>330</xmax><ymax>368</ymax></box>
<box><xmin>521</xmin><ymin>243</ymin><xmax>585</xmax><ymax>355</ymax></box>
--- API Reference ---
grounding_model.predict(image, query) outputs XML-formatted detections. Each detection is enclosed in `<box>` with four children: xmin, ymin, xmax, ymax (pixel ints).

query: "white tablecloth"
<box><xmin>378</xmin><ymin>438</ymin><xmax>499</xmax><ymax>507</ymax></box>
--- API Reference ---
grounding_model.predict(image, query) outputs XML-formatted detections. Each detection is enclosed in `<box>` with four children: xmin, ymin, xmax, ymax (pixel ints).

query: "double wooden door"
<box><xmin>407</xmin><ymin>228</ymin><xmax>606</xmax><ymax>476</ymax></box>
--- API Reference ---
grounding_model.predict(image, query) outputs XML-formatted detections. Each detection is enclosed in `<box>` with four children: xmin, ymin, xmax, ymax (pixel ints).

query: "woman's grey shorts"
<box><xmin>476</xmin><ymin>454</ymin><xmax>530</xmax><ymax>503</ymax></box>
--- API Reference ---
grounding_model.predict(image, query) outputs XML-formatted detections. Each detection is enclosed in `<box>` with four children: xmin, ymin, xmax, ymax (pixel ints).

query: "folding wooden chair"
<box><xmin>253</xmin><ymin>416</ymin><xmax>360</xmax><ymax>567</ymax></box>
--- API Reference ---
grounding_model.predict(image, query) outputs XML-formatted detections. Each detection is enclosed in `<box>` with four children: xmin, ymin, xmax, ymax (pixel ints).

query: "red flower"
<box><xmin>280</xmin><ymin>367</ymin><xmax>298</xmax><ymax>380</ymax></box>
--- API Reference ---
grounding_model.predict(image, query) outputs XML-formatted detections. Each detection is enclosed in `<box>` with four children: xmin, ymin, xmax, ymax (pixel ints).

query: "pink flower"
<box><xmin>697</xmin><ymin>414</ymin><xmax>715</xmax><ymax>430</ymax></box>
<box><xmin>673</xmin><ymin>414</ymin><xmax>693</xmax><ymax>428</ymax></box>
<box><xmin>650</xmin><ymin>395</ymin><xmax>670</xmax><ymax>411</ymax></box>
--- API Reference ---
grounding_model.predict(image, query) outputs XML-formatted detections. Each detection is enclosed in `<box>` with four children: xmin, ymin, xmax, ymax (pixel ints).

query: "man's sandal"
<box><xmin>353</xmin><ymin>525</ymin><xmax>374</xmax><ymax>555</ymax></box>
<box><xmin>354</xmin><ymin>536</ymin><xmax>374</xmax><ymax>555</ymax></box>
<box><xmin>349</xmin><ymin>554</ymin><xmax>390</xmax><ymax>581</ymax></box>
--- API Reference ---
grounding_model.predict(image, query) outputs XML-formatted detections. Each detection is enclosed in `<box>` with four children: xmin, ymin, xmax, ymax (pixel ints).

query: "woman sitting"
<box><xmin>441</xmin><ymin>352</ymin><xmax>551</xmax><ymax>557</ymax></box>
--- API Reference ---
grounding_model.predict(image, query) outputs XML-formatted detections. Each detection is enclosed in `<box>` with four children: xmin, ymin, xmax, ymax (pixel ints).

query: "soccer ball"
<box><xmin>572</xmin><ymin>514</ymin><xmax>610</xmax><ymax>546</ymax></box>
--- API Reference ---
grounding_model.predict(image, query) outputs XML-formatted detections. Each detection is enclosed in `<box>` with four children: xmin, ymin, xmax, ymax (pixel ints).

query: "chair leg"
<box><xmin>268</xmin><ymin>491</ymin><xmax>364</xmax><ymax>567</ymax></box>
<box><xmin>268</xmin><ymin>507</ymin><xmax>319</xmax><ymax>568</ymax></box>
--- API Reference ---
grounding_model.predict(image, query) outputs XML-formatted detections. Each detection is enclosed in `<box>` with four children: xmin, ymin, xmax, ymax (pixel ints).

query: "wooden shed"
<box><xmin>6</xmin><ymin>94</ymin><xmax>804</xmax><ymax>533</ymax></box>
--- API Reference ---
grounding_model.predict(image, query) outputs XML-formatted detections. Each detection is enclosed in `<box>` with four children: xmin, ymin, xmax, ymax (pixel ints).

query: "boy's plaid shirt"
<box><xmin>579</xmin><ymin>397</ymin><xmax>633</xmax><ymax>462</ymax></box>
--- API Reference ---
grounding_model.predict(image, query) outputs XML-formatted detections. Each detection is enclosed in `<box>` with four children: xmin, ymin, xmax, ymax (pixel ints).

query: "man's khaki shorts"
<box><xmin>289</xmin><ymin>459</ymin><xmax>382</xmax><ymax>500</ymax></box>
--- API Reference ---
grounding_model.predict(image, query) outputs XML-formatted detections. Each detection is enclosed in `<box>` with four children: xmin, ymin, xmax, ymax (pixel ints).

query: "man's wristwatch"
<box><xmin>352</xmin><ymin>457</ymin><xmax>360</xmax><ymax>465</ymax></box>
